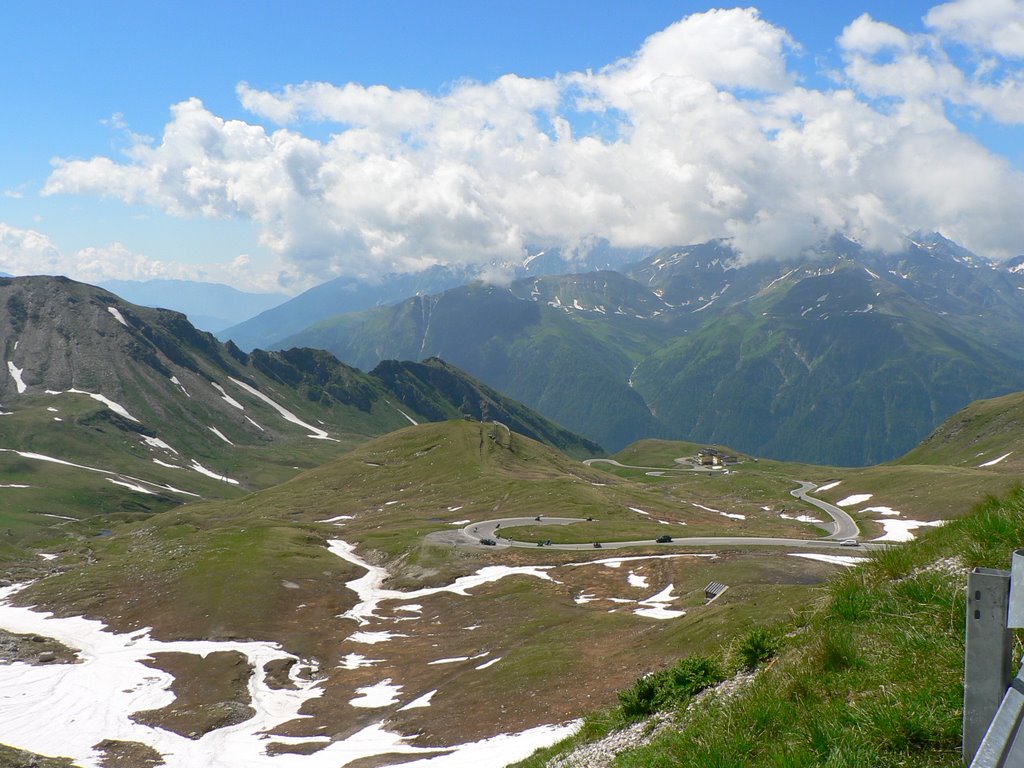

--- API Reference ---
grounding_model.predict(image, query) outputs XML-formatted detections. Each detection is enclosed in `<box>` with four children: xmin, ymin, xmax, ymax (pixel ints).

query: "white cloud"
<box><xmin>0</xmin><ymin>223</ymin><xmax>284</xmax><ymax>291</ymax></box>
<box><xmin>0</xmin><ymin>224</ymin><xmax>63</xmax><ymax>275</ymax></box>
<box><xmin>40</xmin><ymin>7</ymin><xmax>1024</xmax><ymax>279</ymax></box>
<box><xmin>926</xmin><ymin>0</ymin><xmax>1024</xmax><ymax>57</ymax></box>
<box><xmin>840</xmin><ymin>7</ymin><xmax>1024</xmax><ymax>125</ymax></box>
<box><xmin>838</xmin><ymin>14</ymin><xmax>912</xmax><ymax>54</ymax></box>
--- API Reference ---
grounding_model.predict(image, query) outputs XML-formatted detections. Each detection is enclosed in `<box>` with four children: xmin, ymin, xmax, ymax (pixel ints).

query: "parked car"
<box><xmin>656</xmin><ymin>534</ymin><xmax>673</xmax><ymax>543</ymax></box>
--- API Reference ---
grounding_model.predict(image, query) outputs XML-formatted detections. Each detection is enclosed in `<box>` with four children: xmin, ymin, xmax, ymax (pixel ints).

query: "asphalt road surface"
<box><xmin>426</xmin><ymin>483</ymin><xmax>881</xmax><ymax>552</ymax></box>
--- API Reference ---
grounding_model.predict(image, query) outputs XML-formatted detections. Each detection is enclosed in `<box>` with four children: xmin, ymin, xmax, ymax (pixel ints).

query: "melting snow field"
<box><xmin>836</xmin><ymin>493</ymin><xmax>872</xmax><ymax>507</ymax></box>
<box><xmin>0</xmin><ymin>569</ymin><xmax>579</xmax><ymax>768</ymax></box>
<box><xmin>872</xmin><ymin>519</ymin><xmax>946</xmax><ymax>543</ymax></box>
<box><xmin>106</xmin><ymin>306</ymin><xmax>129</xmax><ymax>327</ymax></box>
<box><xmin>978</xmin><ymin>452</ymin><xmax>1012</xmax><ymax>468</ymax></box>
<box><xmin>188</xmin><ymin>459</ymin><xmax>240</xmax><ymax>486</ymax></box>
<box><xmin>815</xmin><ymin>481</ymin><xmax>842</xmax><ymax>492</ymax></box>
<box><xmin>780</xmin><ymin>513</ymin><xmax>823</xmax><ymax>524</ymax></box>
<box><xmin>60</xmin><ymin>389</ymin><xmax>139</xmax><ymax>422</ymax></box>
<box><xmin>633</xmin><ymin>585</ymin><xmax>685</xmax><ymax>620</ymax></box>
<box><xmin>349</xmin><ymin>679</ymin><xmax>402</xmax><ymax>708</ymax></box>
<box><xmin>228</xmin><ymin>377</ymin><xmax>338</xmax><ymax>441</ymax></box>
<box><xmin>788</xmin><ymin>553</ymin><xmax>867</xmax><ymax>567</ymax></box>
<box><xmin>7</xmin><ymin>361</ymin><xmax>26</xmax><ymax>393</ymax></box>
<box><xmin>328</xmin><ymin>540</ymin><xmax>557</xmax><ymax>627</ymax></box>
<box><xmin>0</xmin><ymin>449</ymin><xmax>197</xmax><ymax>498</ymax></box>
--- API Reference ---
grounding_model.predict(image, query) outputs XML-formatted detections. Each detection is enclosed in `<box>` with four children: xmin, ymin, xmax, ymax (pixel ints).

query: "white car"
<box><xmin>839</xmin><ymin>539</ymin><xmax>860</xmax><ymax>547</ymax></box>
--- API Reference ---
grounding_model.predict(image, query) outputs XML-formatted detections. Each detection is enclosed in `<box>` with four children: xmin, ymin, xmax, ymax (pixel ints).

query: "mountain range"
<box><xmin>0</xmin><ymin>275</ymin><xmax>600</xmax><ymax>551</ymax></box>
<box><xmin>269</xmin><ymin>233</ymin><xmax>1024</xmax><ymax>466</ymax></box>
<box><xmin>220</xmin><ymin>241</ymin><xmax>650</xmax><ymax>352</ymax></box>
<box><xmin>98</xmin><ymin>278</ymin><xmax>288</xmax><ymax>333</ymax></box>
<box><xmin>1</xmin><ymin>271</ymin><xmax>1023</xmax><ymax>768</ymax></box>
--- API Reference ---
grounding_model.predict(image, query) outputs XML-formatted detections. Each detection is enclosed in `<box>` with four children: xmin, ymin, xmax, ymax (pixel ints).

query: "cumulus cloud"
<box><xmin>0</xmin><ymin>222</ymin><xmax>282</xmax><ymax>291</ymax></box>
<box><xmin>41</xmin><ymin>6</ymin><xmax>1024</xmax><ymax>280</ymax></box>
<box><xmin>926</xmin><ymin>0</ymin><xmax>1024</xmax><ymax>57</ymax></box>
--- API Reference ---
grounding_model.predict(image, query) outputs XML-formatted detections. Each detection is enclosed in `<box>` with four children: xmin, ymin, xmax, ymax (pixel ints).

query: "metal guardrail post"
<box><xmin>1007</xmin><ymin>549</ymin><xmax>1024</xmax><ymax>629</ymax></box>
<box><xmin>964</xmin><ymin>567</ymin><xmax>1013</xmax><ymax>765</ymax></box>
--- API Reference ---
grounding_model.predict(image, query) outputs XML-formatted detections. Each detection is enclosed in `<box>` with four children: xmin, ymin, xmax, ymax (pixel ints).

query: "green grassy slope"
<box><xmin>518</xmin><ymin>485</ymin><xmax>1024</xmax><ymax>768</ymax></box>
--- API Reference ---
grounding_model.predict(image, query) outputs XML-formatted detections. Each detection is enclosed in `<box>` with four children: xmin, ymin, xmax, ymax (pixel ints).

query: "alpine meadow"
<box><xmin>2</xmin><ymin>2</ymin><xmax>1024</xmax><ymax>767</ymax></box>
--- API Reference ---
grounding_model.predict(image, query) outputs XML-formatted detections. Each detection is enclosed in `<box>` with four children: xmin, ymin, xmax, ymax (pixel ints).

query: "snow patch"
<box><xmin>229</xmin><ymin>377</ymin><xmax>337</xmax><ymax>441</ymax></box>
<box><xmin>106</xmin><ymin>478</ymin><xmax>155</xmax><ymax>495</ymax></box>
<box><xmin>872</xmin><ymin>519</ymin><xmax>946</xmax><ymax>542</ymax></box>
<box><xmin>188</xmin><ymin>459</ymin><xmax>240</xmax><ymax>485</ymax></box>
<box><xmin>169</xmin><ymin>375</ymin><xmax>190</xmax><ymax>397</ymax></box>
<box><xmin>634</xmin><ymin>584</ymin><xmax>685</xmax><ymax>620</ymax></box>
<box><xmin>627</xmin><ymin>571</ymin><xmax>649</xmax><ymax>589</ymax></box>
<box><xmin>208</xmin><ymin>426</ymin><xmax>234</xmax><ymax>445</ymax></box>
<box><xmin>429</xmin><ymin>656</ymin><xmax>472</xmax><ymax>665</ymax></box>
<box><xmin>347</xmin><ymin>631</ymin><xmax>408</xmax><ymax>645</ymax></box>
<box><xmin>861</xmin><ymin>506</ymin><xmax>901</xmax><ymax>516</ymax></box>
<box><xmin>141</xmin><ymin>435</ymin><xmax>178</xmax><ymax>454</ymax></box>
<box><xmin>979</xmin><ymin>452</ymin><xmax>1012</xmax><ymax>467</ymax></box>
<box><xmin>837</xmin><ymin>493</ymin><xmax>873</xmax><ymax>507</ymax></box>
<box><xmin>338</xmin><ymin>653</ymin><xmax>382</xmax><ymax>669</ymax></box>
<box><xmin>63</xmin><ymin>389</ymin><xmax>138</xmax><ymax>422</ymax></box>
<box><xmin>690</xmin><ymin>502</ymin><xmax>720</xmax><ymax>514</ymax></box>
<box><xmin>350</xmin><ymin>679</ymin><xmax>402</xmax><ymax>708</ymax></box>
<box><xmin>780</xmin><ymin>513</ymin><xmax>823</xmax><ymax>524</ymax></box>
<box><xmin>106</xmin><ymin>306</ymin><xmax>128</xmax><ymax>327</ymax></box>
<box><xmin>788</xmin><ymin>553</ymin><xmax>867</xmax><ymax>567</ymax></box>
<box><xmin>564</xmin><ymin>554</ymin><xmax>714</xmax><ymax>569</ymax></box>
<box><xmin>211</xmin><ymin>382</ymin><xmax>244</xmax><ymax>410</ymax></box>
<box><xmin>400</xmin><ymin>690</ymin><xmax>437</xmax><ymax>710</ymax></box>
<box><xmin>328</xmin><ymin>540</ymin><xmax>556</xmax><ymax>627</ymax></box>
<box><xmin>816</xmin><ymin>480</ymin><xmax>842</xmax><ymax>492</ymax></box>
<box><xmin>7</xmin><ymin>362</ymin><xmax>26</xmax><ymax>393</ymax></box>
<box><xmin>475</xmin><ymin>657</ymin><xmax>502</xmax><ymax>670</ymax></box>
<box><xmin>318</xmin><ymin>515</ymin><xmax>355</xmax><ymax>524</ymax></box>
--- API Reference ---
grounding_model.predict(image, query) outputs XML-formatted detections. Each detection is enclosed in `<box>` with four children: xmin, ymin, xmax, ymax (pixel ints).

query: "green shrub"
<box><xmin>617</xmin><ymin>655</ymin><xmax>725</xmax><ymax>720</ymax></box>
<box><xmin>618</xmin><ymin>671</ymin><xmax>666</xmax><ymax>719</ymax></box>
<box><xmin>737</xmin><ymin>627</ymin><xmax>780</xmax><ymax>671</ymax></box>
<box><xmin>665</xmin><ymin>655</ymin><xmax>725</xmax><ymax>699</ymax></box>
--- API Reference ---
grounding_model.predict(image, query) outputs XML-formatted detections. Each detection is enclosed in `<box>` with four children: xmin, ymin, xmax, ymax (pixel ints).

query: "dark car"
<box><xmin>656</xmin><ymin>534</ymin><xmax>673</xmax><ymax>543</ymax></box>
<box><xmin>593</xmin><ymin>542</ymin><xmax>603</xmax><ymax>548</ymax></box>
<box><xmin>481</xmin><ymin>538</ymin><xmax>497</xmax><ymax>546</ymax></box>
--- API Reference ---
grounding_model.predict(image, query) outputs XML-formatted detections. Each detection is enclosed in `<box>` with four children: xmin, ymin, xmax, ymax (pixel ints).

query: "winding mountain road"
<box><xmin>427</xmin><ymin>482</ymin><xmax>879</xmax><ymax>552</ymax></box>
<box><xmin>791</xmin><ymin>481</ymin><xmax>859</xmax><ymax>540</ymax></box>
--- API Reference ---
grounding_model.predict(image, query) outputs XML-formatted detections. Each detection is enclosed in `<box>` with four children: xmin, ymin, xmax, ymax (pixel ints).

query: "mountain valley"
<box><xmin>275</xmin><ymin>234</ymin><xmax>1024</xmax><ymax>465</ymax></box>
<box><xmin>0</xmin><ymin>271</ymin><xmax>1021</xmax><ymax>768</ymax></box>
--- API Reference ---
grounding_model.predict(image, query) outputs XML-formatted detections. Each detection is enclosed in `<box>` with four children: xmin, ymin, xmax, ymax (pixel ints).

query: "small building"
<box><xmin>705</xmin><ymin>581</ymin><xmax>728</xmax><ymax>602</ymax></box>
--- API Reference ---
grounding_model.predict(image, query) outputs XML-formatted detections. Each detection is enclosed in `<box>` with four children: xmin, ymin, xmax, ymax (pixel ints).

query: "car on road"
<box><xmin>656</xmin><ymin>534</ymin><xmax>673</xmax><ymax>543</ymax></box>
<box><xmin>593</xmin><ymin>542</ymin><xmax>602</xmax><ymax>548</ymax></box>
<box><xmin>481</xmin><ymin>538</ymin><xmax>497</xmax><ymax>546</ymax></box>
<box><xmin>839</xmin><ymin>539</ymin><xmax>860</xmax><ymax>547</ymax></box>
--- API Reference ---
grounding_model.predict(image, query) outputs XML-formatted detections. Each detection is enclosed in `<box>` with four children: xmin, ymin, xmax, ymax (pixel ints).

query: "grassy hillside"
<box><xmin>518</xmin><ymin>485</ymin><xmax>1024</xmax><ymax>768</ymax></box>
<box><xmin>896</xmin><ymin>390</ymin><xmax>1024</xmax><ymax>471</ymax></box>
<box><xmin>8</xmin><ymin>420</ymin><xmax>862</xmax><ymax>758</ymax></box>
<box><xmin>285</xmin><ymin>284</ymin><xmax>662</xmax><ymax>449</ymax></box>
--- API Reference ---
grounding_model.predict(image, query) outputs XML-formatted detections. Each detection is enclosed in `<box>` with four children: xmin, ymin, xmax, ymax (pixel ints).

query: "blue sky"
<box><xmin>2</xmin><ymin>1</ymin><xmax>1022</xmax><ymax>292</ymax></box>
